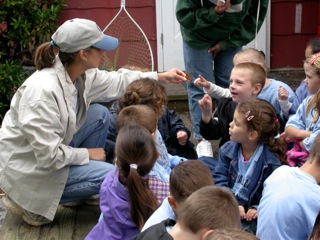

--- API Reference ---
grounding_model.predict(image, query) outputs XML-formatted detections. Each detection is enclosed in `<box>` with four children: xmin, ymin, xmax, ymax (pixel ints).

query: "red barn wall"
<box><xmin>58</xmin><ymin>0</ymin><xmax>158</xmax><ymax>70</ymax></box>
<box><xmin>58</xmin><ymin>0</ymin><xmax>320</xmax><ymax>70</ymax></box>
<box><xmin>270</xmin><ymin>0</ymin><xmax>319</xmax><ymax>69</ymax></box>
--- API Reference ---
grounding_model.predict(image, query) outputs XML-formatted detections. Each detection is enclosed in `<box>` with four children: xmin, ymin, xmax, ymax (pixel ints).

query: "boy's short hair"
<box><xmin>307</xmin><ymin>134</ymin><xmax>320</xmax><ymax>165</ymax></box>
<box><xmin>177</xmin><ymin>186</ymin><xmax>240</xmax><ymax>234</ymax></box>
<box><xmin>118</xmin><ymin>105</ymin><xmax>157</xmax><ymax>133</ymax></box>
<box><xmin>205</xmin><ymin>228</ymin><xmax>259</xmax><ymax>240</ymax></box>
<box><xmin>169</xmin><ymin>161</ymin><xmax>214</xmax><ymax>204</ymax></box>
<box><xmin>232</xmin><ymin>62</ymin><xmax>266</xmax><ymax>92</ymax></box>
<box><xmin>233</xmin><ymin>48</ymin><xmax>267</xmax><ymax>71</ymax></box>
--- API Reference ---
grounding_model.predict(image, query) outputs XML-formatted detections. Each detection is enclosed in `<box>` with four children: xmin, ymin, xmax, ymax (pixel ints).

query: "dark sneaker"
<box><xmin>3</xmin><ymin>196</ymin><xmax>51</xmax><ymax>226</ymax></box>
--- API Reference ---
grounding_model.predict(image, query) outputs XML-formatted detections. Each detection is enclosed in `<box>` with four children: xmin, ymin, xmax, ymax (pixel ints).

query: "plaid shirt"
<box><xmin>147</xmin><ymin>175</ymin><xmax>170</xmax><ymax>205</ymax></box>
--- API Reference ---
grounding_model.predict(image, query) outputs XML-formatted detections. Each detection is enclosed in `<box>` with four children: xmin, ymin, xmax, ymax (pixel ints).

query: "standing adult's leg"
<box><xmin>214</xmin><ymin>47</ymin><xmax>242</xmax><ymax>88</ymax></box>
<box><xmin>72</xmin><ymin>103</ymin><xmax>110</xmax><ymax>148</ymax></box>
<box><xmin>183</xmin><ymin>40</ymin><xmax>214</xmax><ymax>141</ymax></box>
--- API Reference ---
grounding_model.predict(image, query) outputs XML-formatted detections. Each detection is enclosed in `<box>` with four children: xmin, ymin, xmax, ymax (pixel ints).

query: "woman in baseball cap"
<box><xmin>0</xmin><ymin>18</ymin><xmax>187</xmax><ymax>226</ymax></box>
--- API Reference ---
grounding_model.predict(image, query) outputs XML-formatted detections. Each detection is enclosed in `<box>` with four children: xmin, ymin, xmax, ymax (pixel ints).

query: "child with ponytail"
<box><xmin>214</xmin><ymin>99</ymin><xmax>287</xmax><ymax>234</ymax></box>
<box><xmin>86</xmin><ymin>126</ymin><xmax>163</xmax><ymax>240</ymax></box>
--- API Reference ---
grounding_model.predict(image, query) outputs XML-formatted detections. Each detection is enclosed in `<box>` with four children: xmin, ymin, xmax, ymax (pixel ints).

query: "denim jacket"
<box><xmin>214</xmin><ymin>141</ymin><xmax>281</xmax><ymax>209</ymax></box>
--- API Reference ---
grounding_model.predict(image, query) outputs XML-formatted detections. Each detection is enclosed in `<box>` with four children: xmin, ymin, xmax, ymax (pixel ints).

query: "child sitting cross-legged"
<box><xmin>214</xmin><ymin>99</ymin><xmax>287</xmax><ymax>234</ymax></box>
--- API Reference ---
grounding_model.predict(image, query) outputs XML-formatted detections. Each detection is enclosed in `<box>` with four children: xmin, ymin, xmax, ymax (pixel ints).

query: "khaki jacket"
<box><xmin>0</xmin><ymin>58</ymin><xmax>157</xmax><ymax>220</ymax></box>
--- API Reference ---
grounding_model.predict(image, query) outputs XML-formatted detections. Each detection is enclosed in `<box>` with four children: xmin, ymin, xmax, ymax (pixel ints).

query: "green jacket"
<box><xmin>176</xmin><ymin>0</ymin><xmax>269</xmax><ymax>50</ymax></box>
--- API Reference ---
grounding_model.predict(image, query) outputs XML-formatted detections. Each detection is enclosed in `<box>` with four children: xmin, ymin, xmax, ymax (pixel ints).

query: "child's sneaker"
<box><xmin>196</xmin><ymin>140</ymin><xmax>213</xmax><ymax>157</ymax></box>
<box><xmin>3</xmin><ymin>195</ymin><xmax>51</xmax><ymax>226</ymax></box>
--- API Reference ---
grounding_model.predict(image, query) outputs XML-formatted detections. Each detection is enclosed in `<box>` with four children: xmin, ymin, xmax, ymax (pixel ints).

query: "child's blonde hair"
<box><xmin>305</xmin><ymin>53</ymin><xmax>320</xmax><ymax>123</ymax></box>
<box><xmin>236</xmin><ymin>99</ymin><xmax>287</xmax><ymax>164</ymax></box>
<box><xmin>233</xmin><ymin>48</ymin><xmax>267</xmax><ymax>72</ymax></box>
<box><xmin>232</xmin><ymin>62</ymin><xmax>266</xmax><ymax>94</ymax></box>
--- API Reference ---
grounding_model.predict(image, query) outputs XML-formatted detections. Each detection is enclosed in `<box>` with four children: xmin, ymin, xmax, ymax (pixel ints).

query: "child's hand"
<box><xmin>198</xmin><ymin>94</ymin><xmax>213</xmax><ymax>123</ymax></box>
<box><xmin>245</xmin><ymin>208</ymin><xmax>257</xmax><ymax>221</ymax></box>
<box><xmin>177</xmin><ymin>131</ymin><xmax>188</xmax><ymax>146</ymax></box>
<box><xmin>194</xmin><ymin>75</ymin><xmax>211</xmax><ymax>92</ymax></box>
<box><xmin>239</xmin><ymin>205</ymin><xmax>246</xmax><ymax>219</ymax></box>
<box><xmin>278</xmin><ymin>86</ymin><xmax>289</xmax><ymax>101</ymax></box>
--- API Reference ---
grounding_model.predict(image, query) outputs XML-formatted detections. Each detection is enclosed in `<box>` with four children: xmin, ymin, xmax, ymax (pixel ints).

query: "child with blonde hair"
<box><xmin>214</xmin><ymin>99</ymin><xmax>287</xmax><ymax>234</ymax></box>
<box><xmin>292</xmin><ymin>38</ymin><xmax>320</xmax><ymax>111</ymax></box>
<box><xmin>196</xmin><ymin>48</ymin><xmax>295</xmax><ymax>124</ymax></box>
<box><xmin>198</xmin><ymin>62</ymin><xmax>266</xmax><ymax>148</ymax></box>
<box><xmin>285</xmin><ymin>53</ymin><xmax>320</xmax><ymax>166</ymax></box>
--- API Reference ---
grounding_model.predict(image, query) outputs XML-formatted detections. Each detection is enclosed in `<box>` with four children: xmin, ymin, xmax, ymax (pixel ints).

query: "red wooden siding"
<box><xmin>270</xmin><ymin>0</ymin><xmax>319</xmax><ymax>69</ymax></box>
<box><xmin>58</xmin><ymin>0</ymin><xmax>158</xmax><ymax>70</ymax></box>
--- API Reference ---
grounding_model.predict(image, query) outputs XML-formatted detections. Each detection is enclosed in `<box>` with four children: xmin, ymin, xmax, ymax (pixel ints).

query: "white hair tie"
<box><xmin>130</xmin><ymin>164</ymin><xmax>138</xmax><ymax>169</ymax></box>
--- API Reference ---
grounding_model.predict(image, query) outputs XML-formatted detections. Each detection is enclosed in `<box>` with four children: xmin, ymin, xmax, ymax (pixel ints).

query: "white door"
<box><xmin>156</xmin><ymin>1</ymin><xmax>270</xmax><ymax>72</ymax></box>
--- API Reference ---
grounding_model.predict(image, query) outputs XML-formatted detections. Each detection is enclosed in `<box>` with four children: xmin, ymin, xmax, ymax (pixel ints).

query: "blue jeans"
<box><xmin>183</xmin><ymin>40</ymin><xmax>241</xmax><ymax>140</ymax></box>
<box><xmin>60</xmin><ymin>104</ymin><xmax>115</xmax><ymax>203</ymax></box>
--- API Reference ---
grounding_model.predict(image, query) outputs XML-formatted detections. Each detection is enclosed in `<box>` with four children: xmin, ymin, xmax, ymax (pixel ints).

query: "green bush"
<box><xmin>0</xmin><ymin>61</ymin><xmax>27</xmax><ymax>122</ymax></box>
<box><xmin>0</xmin><ymin>0</ymin><xmax>66</xmax><ymax>122</ymax></box>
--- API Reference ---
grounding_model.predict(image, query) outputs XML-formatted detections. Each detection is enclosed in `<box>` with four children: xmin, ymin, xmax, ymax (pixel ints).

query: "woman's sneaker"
<box><xmin>2</xmin><ymin>195</ymin><xmax>51</xmax><ymax>226</ymax></box>
<box><xmin>196</xmin><ymin>140</ymin><xmax>213</xmax><ymax>157</ymax></box>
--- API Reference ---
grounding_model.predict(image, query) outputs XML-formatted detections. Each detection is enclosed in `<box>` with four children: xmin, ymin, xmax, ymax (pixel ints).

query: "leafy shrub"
<box><xmin>0</xmin><ymin>0</ymin><xmax>66</xmax><ymax>122</ymax></box>
<box><xmin>0</xmin><ymin>60</ymin><xmax>27</xmax><ymax>122</ymax></box>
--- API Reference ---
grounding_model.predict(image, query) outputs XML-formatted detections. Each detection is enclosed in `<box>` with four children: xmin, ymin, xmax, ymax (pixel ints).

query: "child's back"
<box><xmin>142</xmin><ymin>160</ymin><xmax>214</xmax><ymax>231</ymax></box>
<box><xmin>86</xmin><ymin>126</ymin><xmax>166</xmax><ymax>240</ymax></box>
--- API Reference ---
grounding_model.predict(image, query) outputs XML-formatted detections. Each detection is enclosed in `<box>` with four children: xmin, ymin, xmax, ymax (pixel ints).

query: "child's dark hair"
<box><xmin>118</xmin><ymin>78</ymin><xmax>168</xmax><ymax>117</ymax></box>
<box><xmin>115</xmin><ymin>126</ymin><xmax>158</xmax><ymax>229</ymax></box>
<box><xmin>307</xmin><ymin>38</ymin><xmax>320</xmax><ymax>54</ymax></box>
<box><xmin>170</xmin><ymin>161</ymin><xmax>214</xmax><ymax>204</ymax></box>
<box><xmin>236</xmin><ymin>99</ymin><xmax>287</xmax><ymax>164</ymax></box>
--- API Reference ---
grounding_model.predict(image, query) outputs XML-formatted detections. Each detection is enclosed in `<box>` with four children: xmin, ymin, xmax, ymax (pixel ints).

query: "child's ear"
<box><xmin>253</xmin><ymin>83</ymin><xmax>262</xmax><ymax>96</ymax></box>
<box><xmin>200</xmin><ymin>229</ymin><xmax>214</xmax><ymax>240</ymax></box>
<box><xmin>151</xmin><ymin>132</ymin><xmax>156</xmax><ymax>139</ymax></box>
<box><xmin>249</xmin><ymin>130</ymin><xmax>259</xmax><ymax>141</ymax></box>
<box><xmin>168</xmin><ymin>196</ymin><xmax>178</xmax><ymax>215</ymax></box>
